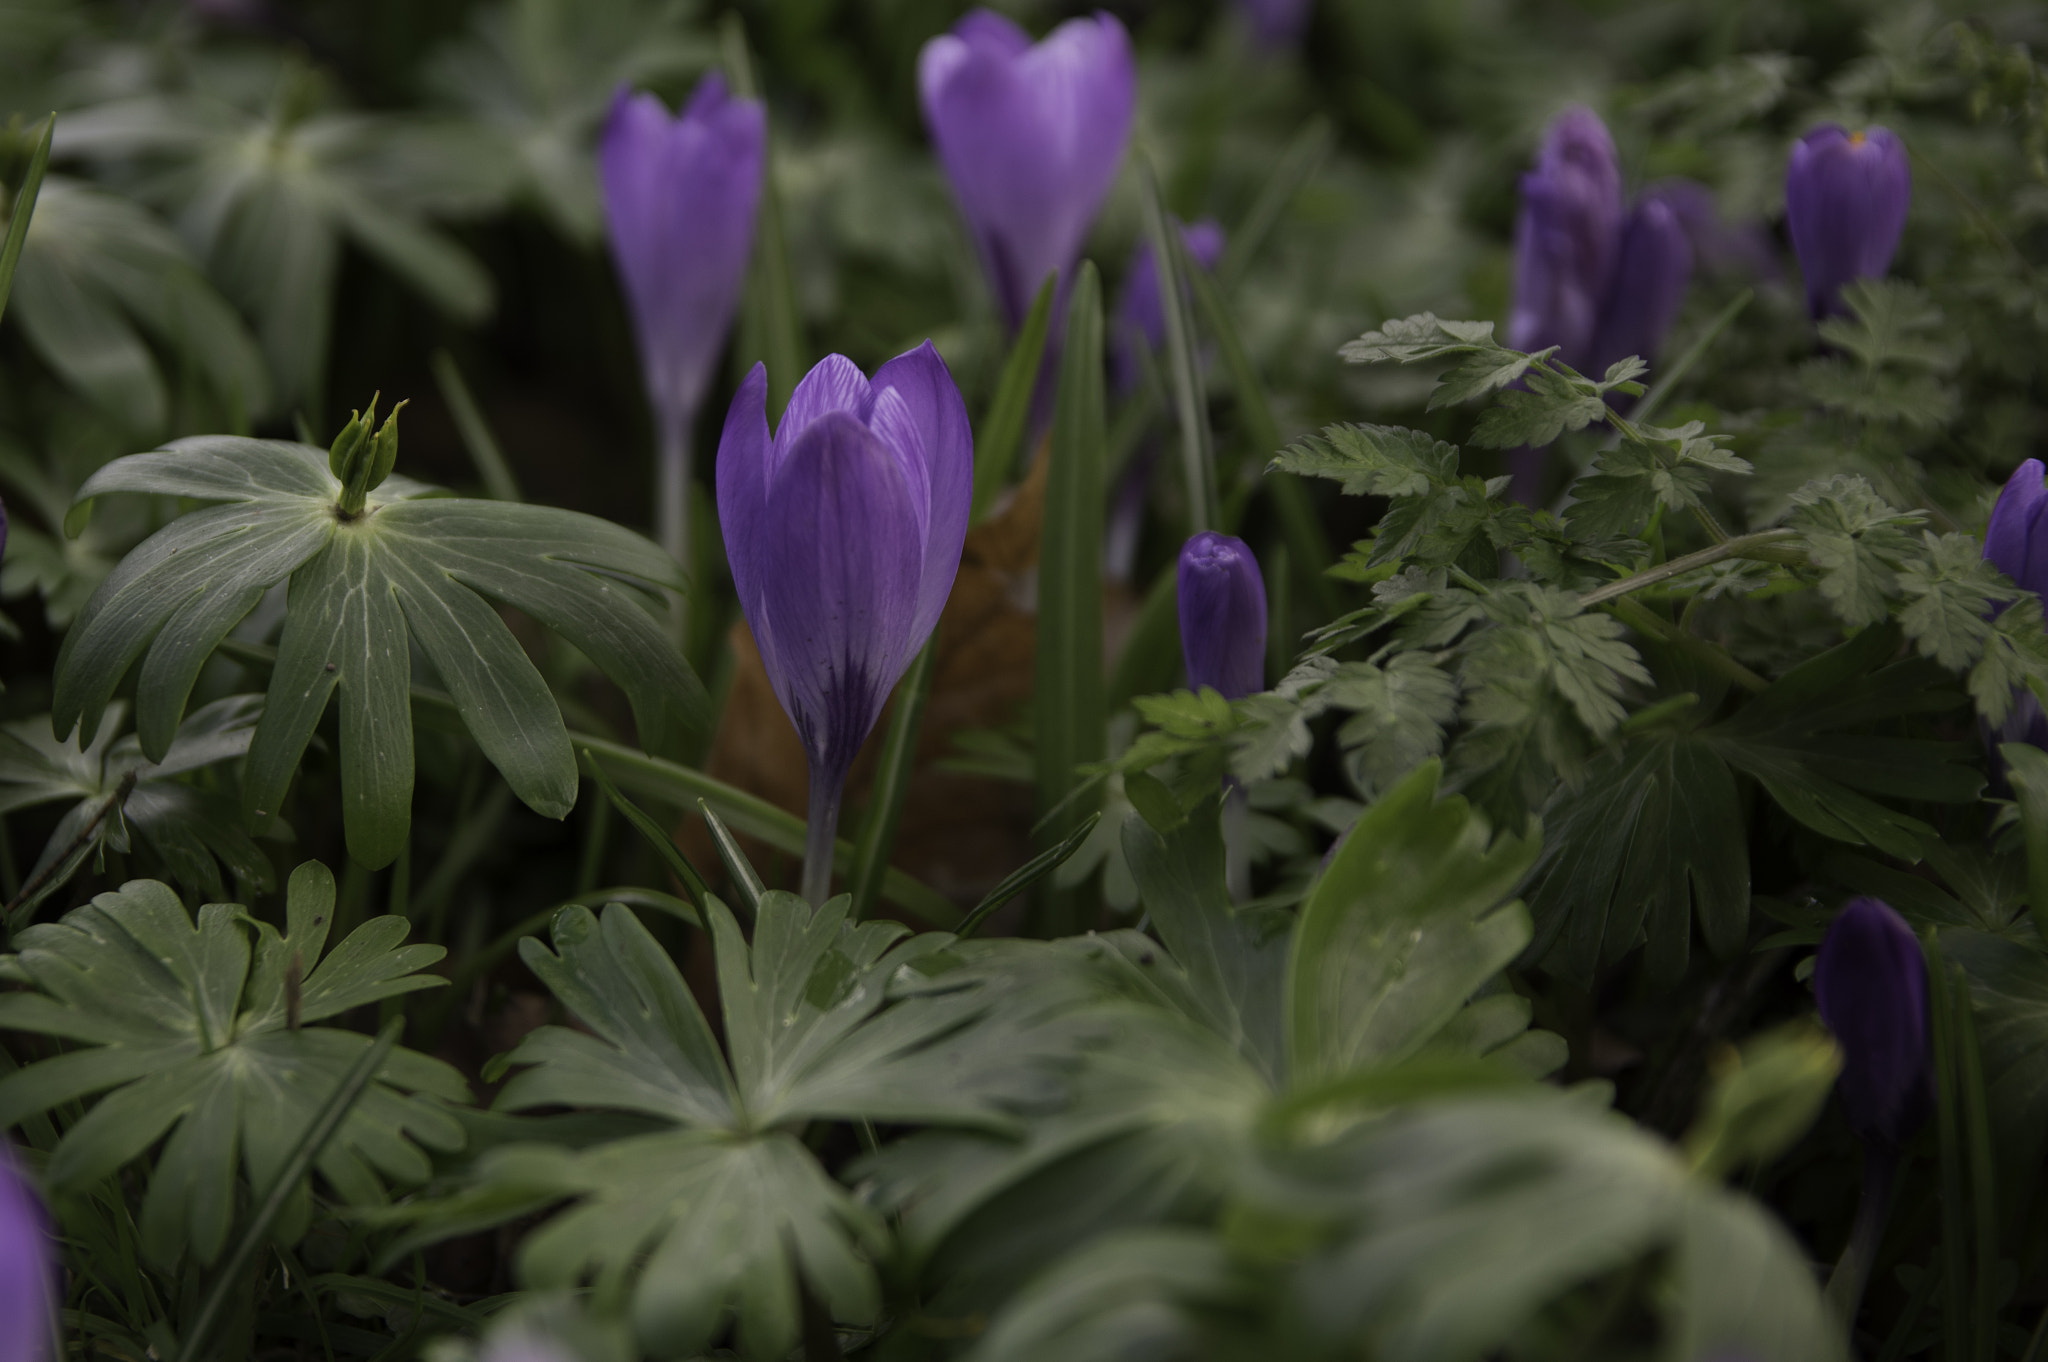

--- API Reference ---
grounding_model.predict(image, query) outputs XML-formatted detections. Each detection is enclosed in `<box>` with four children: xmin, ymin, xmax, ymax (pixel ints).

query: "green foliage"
<box><xmin>55</xmin><ymin>432</ymin><xmax>705</xmax><ymax>867</ymax></box>
<box><xmin>0</xmin><ymin>862</ymin><xmax>463</xmax><ymax>1268</ymax></box>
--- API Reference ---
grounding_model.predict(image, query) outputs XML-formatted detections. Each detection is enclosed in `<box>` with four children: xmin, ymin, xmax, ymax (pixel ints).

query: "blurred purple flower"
<box><xmin>601</xmin><ymin>76</ymin><xmax>766</xmax><ymax>560</ymax></box>
<box><xmin>1643</xmin><ymin>178</ymin><xmax>1780</xmax><ymax>282</ymax></box>
<box><xmin>919</xmin><ymin>10</ymin><xmax>1136</xmax><ymax>329</ymax></box>
<box><xmin>2</xmin><ymin>1144</ymin><xmax>56</xmax><ymax>1362</ymax></box>
<box><xmin>1814</xmin><ymin>897</ymin><xmax>1933</xmax><ymax>1153</ymax></box>
<box><xmin>1112</xmin><ymin>218</ymin><xmax>1226</xmax><ymax>395</ymax></box>
<box><xmin>716</xmin><ymin>345</ymin><xmax>972</xmax><ymax>900</ymax></box>
<box><xmin>1506</xmin><ymin>106</ymin><xmax>1625</xmax><ymax>371</ymax></box>
<box><xmin>1785</xmin><ymin>124</ymin><xmax>1910</xmax><ymax>319</ymax></box>
<box><xmin>1236</xmin><ymin>0</ymin><xmax>1313</xmax><ymax>48</ymax></box>
<box><xmin>1179</xmin><ymin>532</ymin><xmax>1267</xmax><ymax>700</ymax></box>
<box><xmin>1981</xmin><ymin>458</ymin><xmax>2048</xmax><ymax>754</ymax></box>
<box><xmin>1585</xmin><ymin>193</ymin><xmax>1694</xmax><ymax>380</ymax></box>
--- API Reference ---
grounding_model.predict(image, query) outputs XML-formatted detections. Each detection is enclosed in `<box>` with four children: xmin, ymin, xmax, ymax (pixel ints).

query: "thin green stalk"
<box><xmin>1137</xmin><ymin>155</ymin><xmax>1217</xmax><ymax>533</ymax></box>
<box><xmin>1630</xmin><ymin>289</ymin><xmax>1753</xmax><ymax>427</ymax></box>
<box><xmin>1578</xmin><ymin>529</ymin><xmax>1802</xmax><ymax>607</ymax></box>
<box><xmin>1825</xmin><ymin>1148</ymin><xmax>1898</xmax><ymax>1328</ymax></box>
<box><xmin>850</xmin><ymin>640</ymin><xmax>937</xmax><ymax>919</ymax></box>
<box><xmin>658</xmin><ymin>419</ymin><xmax>693</xmax><ymax>640</ymax></box>
<box><xmin>801</xmin><ymin>774</ymin><xmax>843</xmax><ymax>906</ymax></box>
<box><xmin>1603</xmin><ymin>597</ymin><xmax>1768</xmax><ymax>693</ymax></box>
<box><xmin>429</xmin><ymin>349</ymin><xmax>522</xmax><ymax>502</ymax></box>
<box><xmin>972</xmin><ymin>273</ymin><xmax>1056</xmax><ymax>521</ymax></box>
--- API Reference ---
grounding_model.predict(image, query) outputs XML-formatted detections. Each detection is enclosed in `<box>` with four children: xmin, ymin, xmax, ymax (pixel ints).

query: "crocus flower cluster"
<box><xmin>1179</xmin><ymin>531</ymin><xmax>1267</xmax><ymax>701</ymax></box>
<box><xmin>1506</xmin><ymin>107</ymin><xmax>1695</xmax><ymax>381</ymax></box>
<box><xmin>716</xmin><ymin>344</ymin><xmax>972</xmax><ymax>903</ymax></box>
<box><xmin>600</xmin><ymin>75</ymin><xmax>767</xmax><ymax>562</ymax></box>
<box><xmin>1981</xmin><ymin>458</ymin><xmax>2048</xmax><ymax>751</ymax></box>
<box><xmin>1785</xmin><ymin>124</ymin><xmax>1910</xmax><ymax>319</ymax></box>
<box><xmin>1814</xmin><ymin>897</ymin><xmax>1933</xmax><ymax>1154</ymax></box>
<box><xmin>919</xmin><ymin>10</ymin><xmax>1136</xmax><ymax>330</ymax></box>
<box><xmin>1112</xmin><ymin>218</ymin><xmax>1226</xmax><ymax>396</ymax></box>
<box><xmin>2</xmin><ymin>1144</ymin><xmax>56</xmax><ymax>1362</ymax></box>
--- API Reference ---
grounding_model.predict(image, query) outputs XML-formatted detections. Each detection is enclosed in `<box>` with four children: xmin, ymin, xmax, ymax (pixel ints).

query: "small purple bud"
<box><xmin>918</xmin><ymin>10</ymin><xmax>1136</xmax><ymax>330</ymax></box>
<box><xmin>600</xmin><ymin>76</ymin><xmax>766</xmax><ymax>446</ymax></box>
<box><xmin>1506</xmin><ymin>107</ymin><xmax>1625</xmax><ymax>371</ymax></box>
<box><xmin>1785</xmin><ymin>125</ymin><xmax>1910</xmax><ymax>319</ymax></box>
<box><xmin>1236</xmin><ymin>0</ymin><xmax>1313</xmax><ymax>48</ymax></box>
<box><xmin>1813</xmin><ymin>898</ymin><xmax>1933</xmax><ymax>1153</ymax></box>
<box><xmin>716</xmin><ymin>344</ymin><xmax>973</xmax><ymax>791</ymax></box>
<box><xmin>1984</xmin><ymin>458</ymin><xmax>2048</xmax><ymax>599</ymax></box>
<box><xmin>1585</xmin><ymin>193</ymin><xmax>1694</xmax><ymax>379</ymax></box>
<box><xmin>1</xmin><ymin>1145</ymin><xmax>57</xmax><ymax>1362</ymax></box>
<box><xmin>1178</xmin><ymin>532</ymin><xmax>1267</xmax><ymax>701</ymax></box>
<box><xmin>1112</xmin><ymin>218</ymin><xmax>1226</xmax><ymax>396</ymax></box>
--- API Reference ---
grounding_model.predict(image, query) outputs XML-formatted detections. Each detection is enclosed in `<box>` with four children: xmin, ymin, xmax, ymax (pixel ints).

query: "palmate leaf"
<box><xmin>0</xmin><ymin>862</ymin><xmax>464</xmax><ymax>1268</ymax></box>
<box><xmin>0</xmin><ymin>696</ymin><xmax>272</xmax><ymax>913</ymax></box>
<box><xmin>54</xmin><ymin>435</ymin><xmax>706</xmax><ymax>868</ymax></box>
<box><xmin>400</xmin><ymin>897</ymin><xmax>1088</xmax><ymax>1359</ymax></box>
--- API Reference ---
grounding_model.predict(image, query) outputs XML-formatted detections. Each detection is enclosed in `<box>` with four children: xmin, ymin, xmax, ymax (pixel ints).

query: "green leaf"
<box><xmin>1682</xmin><ymin>1021</ymin><xmax>1841</xmax><ymax>1180</ymax></box>
<box><xmin>1784</xmin><ymin>475</ymin><xmax>1923</xmax><ymax>627</ymax></box>
<box><xmin>1034</xmin><ymin>262</ymin><xmax>1108</xmax><ymax>930</ymax></box>
<box><xmin>1943</xmin><ymin>928</ymin><xmax>2048</xmax><ymax>1177</ymax></box>
<box><xmin>0</xmin><ymin>113</ymin><xmax>52</xmax><ymax>326</ymax></box>
<box><xmin>1138</xmin><ymin>157</ymin><xmax>1217</xmax><ymax>532</ymax></box>
<box><xmin>1286</xmin><ymin>761</ymin><xmax>1539</xmax><ymax>1083</ymax></box>
<box><xmin>1428</xmin><ymin>349</ymin><xmax>1539</xmax><ymax>409</ymax></box>
<box><xmin>1338</xmin><ymin>314</ymin><xmax>1501</xmax><ymax>365</ymax></box>
<box><xmin>968</xmin><ymin>1228</ymin><xmax>1256</xmax><ymax>1362</ymax></box>
<box><xmin>55</xmin><ymin>436</ymin><xmax>705</xmax><ymax>868</ymax></box>
<box><xmin>1327</xmin><ymin>653</ymin><xmax>1461</xmax><ymax>796</ymax></box>
<box><xmin>1468</xmin><ymin>365</ymin><xmax>1610</xmax><ymax>450</ymax></box>
<box><xmin>1272</xmin><ymin>423</ymin><xmax>1458</xmax><ymax>498</ymax></box>
<box><xmin>0</xmin><ymin>864</ymin><xmax>463</xmax><ymax>1267</ymax></box>
<box><xmin>972</xmin><ymin>272</ymin><xmax>1056</xmax><ymax>520</ymax></box>
<box><xmin>849</xmin><ymin>638</ymin><xmax>935</xmax><ymax>920</ymax></box>
<box><xmin>1816</xmin><ymin>278</ymin><xmax>1964</xmax><ymax>375</ymax></box>
<box><xmin>1895</xmin><ymin>531</ymin><xmax>2007</xmax><ymax>671</ymax></box>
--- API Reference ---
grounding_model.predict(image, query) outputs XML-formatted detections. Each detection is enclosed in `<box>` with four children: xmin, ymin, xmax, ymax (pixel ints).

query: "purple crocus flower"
<box><xmin>600</xmin><ymin>76</ymin><xmax>766</xmax><ymax>565</ymax></box>
<box><xmin>1981</xmin><ymin>459</ymin><xmax>2048</xmax><ymax>753</ymax></box>
<box><xmin>2</xmin><ymin>1145</ymin><xmax>57</xmax><ymax>1362</ymax></box>
<box><xmin>1506</xmin><ymin>107</ymin><xmax>1625</xmax><ymax>371</ymax></box>
<box><xmin>1584</xmin><ymin>193</ymin><xmax>1695</xmax><ymax>381</ymax></box>
<box><xmin>1112</xmin><ymin>218</ymin><xmax>1226</xmax><ymax>396</ymax></box>
<box><xmin>716</xmin><ymin>344</ymin><xmax>972</xmax><ymax>903</ymax></box>
<box><xmin>1236</xmin><ymin>0</ymin><xmax>1313</xmax><ymax>48</ymax></box>
<box><xmin>1178</xmin><ymin>532</ymin><xmax>1267</xmax><ymax>701</ymax></box>
<box><xmin>1814</xmin><ymin>898</ymin><xmax>1933</xmax><ymax>1153</ymax></box>
<box><xmin>1785</xmin><ymin>125</ymin><xmax>1910</xmax><ymax>319</ymax></box>
<box><xmin>918</xmin><ymin>10</ymin><xmax>1136</xmax><ymax>330</ymax></box>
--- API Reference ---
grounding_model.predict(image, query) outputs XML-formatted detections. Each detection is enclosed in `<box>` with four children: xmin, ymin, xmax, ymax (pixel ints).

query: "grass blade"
<box><xmin>972</xmin><ymin>272</ymin><xmax>1056</xmax><ymax>521</ymax></box>
<box><xmin>1109</xmin><ymin>565</ymin><xmax>1182</xmax><ymax>712</ymax></box>
<box><xmin>1138</xmin><ymin>154</ymin><xmax>1217</xmax><ymax>533</ymax></box>
<box><xmin>1219</xmin><ymin>117</ymin><xmax>1329</xmax><ymax>291</ymax></box>
<box><xmin>955</xmin><ymin>811</ymin><xmax>1102</xmax><ymax>939</ymax></box>
<box><xmin>723</xmin><ymin>15</ymin><xmax>803</xmax><ymax>419</ymax></box>
<box><xmin>430</xmin><ymin>349</ymin><xmax>522</xmax><ymax>502</ymax></box>
<box><xmin>698</xmin><ymin>798</ymin><xmax>765</xmax><ymax>914</ymax></box>
<box><xmin>1925</xmin><ymin>935</ymin><xmax>1974</xmax><ymax>1362</ymax></box>
<box><xmin>1631</xmin><ymin>288</ymin><xmax>1753</xmax><ymax>426</ymax></box>
<box><xmin>178</xmin><ymin>1017</ymin><xmax>403</xmax><ymax>1362</ymax></box>
<box><xmin>1951</xmin><ymin>953</ymin><xmax>1999</xmax><ymax>1362</ymax></box>
<box><xmin>582</xmin><ymin>747</ymin><xmax>712</xmax><ymax>908</ymax></box>
<box><xmin>849</xmin><ymin>638</ymin><xmax>937</xmax><ymax>920</ymax></box>
<box><xmin>1031</xmin><ymin>261</ymin><xmax>1108</xmax><ymax>936</ymax></box>
<box><xmin>0</xmin><ymin>114</ymin><xmax>53</xmax><ymax>326</ymax></box>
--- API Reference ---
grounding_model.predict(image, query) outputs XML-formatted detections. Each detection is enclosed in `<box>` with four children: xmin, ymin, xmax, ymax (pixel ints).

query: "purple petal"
<box><xmin>0</xmin><ymin>1147</ymin><xmax>56</xmax><ymax>1362</ymax></box>
<box><xmin>871</xmin><ymin>340</ymin><xmax>974</xmax><ymax>644</ymax></box>
<box><xmin>1985</xmin><ymin>458</ymin><xmax>2048</xmax><ymax>596</ymax></box>
<box><xmin>1506</xmin><ymin>106</ymin><xmax>1624</xmax><ymax>369</ymax></box>
<box><xmin>953</xmin><ymin>7</ymin><xmax>1033</xmax><ymax>57</ymax></box>
<box><xmin>773</xmin><ymin>353</ymin><xmax>874</xmax><ymax>466</ymax></box>
<box><xmin>1586</xmin><ymin>196</ymin><xmax>1694</xmax><ymax>378</ymax></box>
<box><xmin>1178</xmin><ymin>532</ymin><xmax>1268</xmax><ymax>700</ymax></box>
<box><xmin>1813</xmin><ymin>897</ymin><xmax>1933</xmax><ymax>1151</ymax></box>
<box><xmin>1236</xmin><ymin>0</ymin><xmax>1314</xmax><ymax>47</ymax></box>
<box><xmin>753</xmin><ymin>413</ymin><xmax>928</xmax><ymax>784</ymax></box>
<box><xmin>1785</xmin><ymin>124</ymin><xmax>1910</xmax><ymax>319</ymax></box>
<box><xmin>1642</xmin><ymin>178</ymin><xmax>1780</xmax><ymax>282</ymax></box>
<box><xmin>714</xmin><ymin>364</ymin><xmax>776</xmax><ymax>674</ymax></box>
<box><xmin>919</xmin><ymin>12</ymin><xmax>1136</xmax><ymax>329</ymax></box>
<box><xmin>1113</xmin><ymin>217</ymin><xmax>1226</xmax><ymax>392</ymax></box>
<box><xmin>600</xmin><ymin>77</ymin><xmax>766</xmax><ymax>440</ymax></box>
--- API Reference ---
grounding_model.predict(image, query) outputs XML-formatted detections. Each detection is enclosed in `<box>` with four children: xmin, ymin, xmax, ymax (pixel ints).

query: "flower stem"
<box><xmin>658</xmin><ymin>419</ymin><xmax>693</xmax><ymax>637</ymax></box>
<box><xmin>801</xmin><ymin>768</ymin><xmax>844</xmax><ymax>907</ymax></box>
<box><xmin>1578</xmin><ymin>529</ymin><xmax>1803</xmax><ymax>607</ymax></box>
<box><xmin>1827</xmin><ymin>1146</ymin><xmax>1900</xmax><ymax>1329</ymax></box>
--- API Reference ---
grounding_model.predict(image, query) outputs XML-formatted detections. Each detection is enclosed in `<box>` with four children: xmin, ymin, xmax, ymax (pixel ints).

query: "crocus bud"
<box><xmin>918</xmin><ymin>10</ymin><xmax>1136</xmax><ymax>330</ymax></box>
<box><xmin>1178</xmin><ymin>532</ymin><xmax>1267</xmax><ymax>700</ymax></box>
<box><xmin>1506</xmin><ymin>106</ymin><xmax>1625</xmax><ymax>371</ymax></box>
<box><xmin>1112</xmin><ymin>218</ymin><xmax>1226</xmax><ymax>396</ymax></box>
<box><xmin>1813</xmin><ymin>898</ymin><xmax>1933</xmax><ymax>1152</ymax></box>
<box><xmin>600</xmin><ymin>77</ymin><xmax>766</xmax><ymax>449</ymax></box>
<box><xmin>1785</xmin><ymin>125</ymin><xmax>1910</xmax><ymax>319</ymax></box>
<box><xmin>716</xmin><ymin>345</ymin><xmax>972</xmax><ymax>899</ymax></box>
<box><xmin>1584</xmin><ymin>193</ymin><xmax>1694</xmax><ymax>380</ymax></box>
<box><xmin>1981</xmin><ymin>459</ymin><xmax>2048</xmax><ymax>752</ymax></box>
<box><xmin>1</xmin><ymin>1145</ymin><xmax>57</xmax><ymax>1362</ymax></box>
<box><xmin>1236</xmin><ymin>0</ymin><xmax>1313</xmax><ymax>48</ymax></box>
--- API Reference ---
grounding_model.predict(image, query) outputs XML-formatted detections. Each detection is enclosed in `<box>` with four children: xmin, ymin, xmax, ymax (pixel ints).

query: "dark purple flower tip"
<box><xmin>1585</xmin><ymin>194</ymin><xmax>1694</xmax><ymax>379</ymax></box>
<box><xmin>1506</xmin><ymin>106</ymin><xmax>1625</xmax><ymax>369</ymax></box>
<box><xmin>1</xmin><ymin>1145</ymin><xmax>56</xmax><ymax>1362</ymax></box>
<box><xmin>1785</xmin><ymin>124</ymin><xmax>1910</xmax><ymax>319</ymax></box>
<box><xmin>716</xmin><ymin>344</ymin><xmax>973</xmax><ymax>784</ymax></box>
<box><xmin>918</xmin><ymin>9</ymin><xmax>1136</xmax><ymax>330</ymax></box>
<box><xmin>1814</xmin><ymin>897</ymin><xmax>1934</xmax><ymax>1152</ymax></box>
<box><xmin>1236</xmin><ymin>0</ymin><xmax>1313</xmax><ymax>48</ymax></box>
<box><xmin>1112</xmin><ymin>217</ymin><xmax>1226</xmax><ymax>394</ymax></box>
<box><xmin>600</xmin><ymin>75</ymin><xmax>767</xmax><ymax>442</ymax></box>
<box><xmin>1178</xmin><ymin>531</ymin><xmax>1267</xmax><ymax>701</ymax></box>
<box><xmin>1984</xmin><ymin>458</ymin><xmax>2048</xmax><ymax>598</ymax></box>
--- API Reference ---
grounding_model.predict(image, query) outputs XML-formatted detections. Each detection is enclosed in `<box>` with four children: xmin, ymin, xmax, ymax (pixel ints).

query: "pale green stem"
<box><xmin>658</xmin><ymin>418</ymin><xmax>692</xmax><ymax>636</ymax></box>
<box><xmin>802</xmin><ymin>768</ymin><xmax>843</xmax><ymax>907</ymax></box>
<box><xmin>1578</xmin><ymin>529</ymin><xmax>1803</xmax><ymax>608</ymax></box>
<box><xmin>1826</xmin><ymin>1146</ymin><xmax>1899</xmax><ymax>1329</ymax></box>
